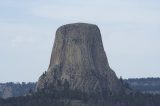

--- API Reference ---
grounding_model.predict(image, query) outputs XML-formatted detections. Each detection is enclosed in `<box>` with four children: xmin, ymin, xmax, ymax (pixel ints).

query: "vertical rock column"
<box><xmin>36</xmin><ymin>23</ymin><xmax>123</xmax><ymax>95</ymax></box>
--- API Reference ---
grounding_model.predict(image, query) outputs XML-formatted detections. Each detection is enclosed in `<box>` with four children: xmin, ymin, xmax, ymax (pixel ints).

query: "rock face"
<box><xmin>36</xmin><ymin>23</ymin><xmax>123</xmax><ymax>95</ymax></box>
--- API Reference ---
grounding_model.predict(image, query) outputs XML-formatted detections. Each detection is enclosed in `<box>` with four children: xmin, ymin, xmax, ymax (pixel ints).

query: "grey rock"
<box><xmin>36</xmin><ymin>23</ymin><xmax>123</xmax><ymax>94</ymax></box>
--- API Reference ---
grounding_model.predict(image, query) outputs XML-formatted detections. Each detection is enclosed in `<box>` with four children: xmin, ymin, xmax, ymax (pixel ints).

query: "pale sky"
<box><xmin>0</xmin><ymin>0</ymin><xmax>160</xmax><ymax>82</ymax></box>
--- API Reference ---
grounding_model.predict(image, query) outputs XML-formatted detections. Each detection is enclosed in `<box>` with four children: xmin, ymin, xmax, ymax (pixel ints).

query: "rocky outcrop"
<box><xmin>36</xmin><ymin>23</ymin><xmax>123</xmax><ymax>95</ymax></box>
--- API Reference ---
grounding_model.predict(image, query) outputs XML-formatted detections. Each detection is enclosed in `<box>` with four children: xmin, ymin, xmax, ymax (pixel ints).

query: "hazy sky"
<box><xmin>0</xmin><ymin>0</ymin><xmax>160</xmax><ymax>82</ymax></box>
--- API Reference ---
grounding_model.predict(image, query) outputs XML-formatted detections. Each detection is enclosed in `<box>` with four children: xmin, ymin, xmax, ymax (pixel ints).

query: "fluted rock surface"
<box><xmin>36</xmin><ymin>23</ymin><xmax>123</xmax><ymax>94</ymax></box>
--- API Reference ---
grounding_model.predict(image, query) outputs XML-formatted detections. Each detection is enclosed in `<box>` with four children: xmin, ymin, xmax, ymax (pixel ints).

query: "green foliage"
<box><xmin>0</xmin><ymin>89</ymin><xmax>160</xmax><ymax>106</ymax></box>
<box><xmin>1</xmin><ymin>78</ymin><xmax>160</xmax><ymax>106</ymax></box>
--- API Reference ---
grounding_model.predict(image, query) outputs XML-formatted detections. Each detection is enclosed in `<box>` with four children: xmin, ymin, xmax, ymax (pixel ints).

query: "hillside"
<box><xmin>0</xmin><ymin>82</ymin><xmax>35</xmax><ymax>98</ymax></box>
<box><xmin>0</xmin><ymin>78</ymin><xmax>160</xmax><ymax>98</ymax></box>
<box><xmin>125</xmin><ymin>78</ymin><xmax>160</xmax><ymax>94</ymax></box>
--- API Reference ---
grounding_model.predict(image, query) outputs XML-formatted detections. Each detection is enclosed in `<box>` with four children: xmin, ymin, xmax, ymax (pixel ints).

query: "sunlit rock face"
<box><xmin>36</xmin><ymin>23</ymin><xmax>123</xmax><ymax>95</ymax></box>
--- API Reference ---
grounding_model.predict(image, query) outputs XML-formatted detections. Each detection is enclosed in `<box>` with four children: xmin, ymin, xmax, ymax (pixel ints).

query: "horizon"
<box><xmin>0</xmin><ymin>0</ymin><xmax>160</xmax><ymax>82</ymax></box>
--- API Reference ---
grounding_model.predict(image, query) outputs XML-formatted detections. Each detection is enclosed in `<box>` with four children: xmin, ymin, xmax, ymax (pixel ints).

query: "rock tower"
<box><xmin>36</xmin><ymin>23</ymin><xmax>123</xmax><ymax>95</ymax></box>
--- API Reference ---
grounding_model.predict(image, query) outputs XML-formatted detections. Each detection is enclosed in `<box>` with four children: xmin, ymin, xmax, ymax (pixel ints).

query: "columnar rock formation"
<box><xmin>36</xmin><ymin>23</ymin><xmax>123</xmax><ymax>95</ymax></box>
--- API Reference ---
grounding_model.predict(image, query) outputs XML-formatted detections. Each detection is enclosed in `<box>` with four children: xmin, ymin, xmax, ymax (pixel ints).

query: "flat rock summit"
<box><xmin>36</xmin><ymin>23</ymin><xmax>123</xmax><ymax>95</ymax></box>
